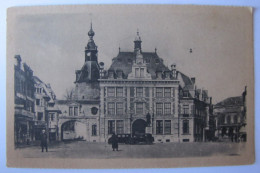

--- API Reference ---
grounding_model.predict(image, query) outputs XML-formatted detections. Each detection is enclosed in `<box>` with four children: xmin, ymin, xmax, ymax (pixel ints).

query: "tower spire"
<box><xmin>134</xmin><ymin>29</ymin><xmax>142</xmax><ymax>52</ymax></box>
<box><xmin>85</xmin><ymin>22</ymin><xmax>98</xmax><ymax>62</ymax></box>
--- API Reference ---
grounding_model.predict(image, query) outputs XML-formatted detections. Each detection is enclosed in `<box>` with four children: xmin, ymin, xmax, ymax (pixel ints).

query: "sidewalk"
<box><xmin>15</xmin><ymin>140</ymin><xmax>61</xmax><ymax>149</ymax></box>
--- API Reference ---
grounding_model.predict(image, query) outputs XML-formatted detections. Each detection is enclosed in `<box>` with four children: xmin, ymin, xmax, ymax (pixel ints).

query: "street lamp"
<box><xmin>129</xmin><ymin>109</ymin><xmax>134</xmax><ymax>137</ymax></box>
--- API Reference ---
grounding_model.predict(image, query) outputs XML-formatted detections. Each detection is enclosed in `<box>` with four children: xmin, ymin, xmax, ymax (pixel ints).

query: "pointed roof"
<box><xmin>108</xmin><ymin>51</ymin><xmax>169</xmax><ymax>79</ymax></box>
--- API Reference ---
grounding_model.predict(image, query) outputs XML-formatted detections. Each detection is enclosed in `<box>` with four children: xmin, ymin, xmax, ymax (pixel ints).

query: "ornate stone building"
<box><xmin>56</xmin><ymin>23</ymin><xmax>100</xmax><ymax>142</ymax></box>
<box><xmin>56</xmin><ymin>23</ymin><xmax>212</xmax><ymax>143</ymax></box>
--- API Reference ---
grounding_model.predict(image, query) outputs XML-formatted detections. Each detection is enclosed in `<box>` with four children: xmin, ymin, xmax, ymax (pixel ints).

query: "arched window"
<box><xmin>92</xmin><ymin>125</ymin><xmax>97</xmax><ymax>136</ymax></box>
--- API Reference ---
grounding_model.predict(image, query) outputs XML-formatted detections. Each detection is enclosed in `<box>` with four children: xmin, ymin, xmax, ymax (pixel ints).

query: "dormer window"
<box><xmin>108</xmin><ymin>71</ymin><xmax>114</xmax><ymax>79</ymax></box>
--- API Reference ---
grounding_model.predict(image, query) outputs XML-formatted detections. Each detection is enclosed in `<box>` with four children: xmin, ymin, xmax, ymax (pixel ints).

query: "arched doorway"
<box><xmin>61</xmin><ymin>120</ymin><xmax>87</xmax><ymax>141</ymax></box>
<box><xmin>132</xmin><ymin>119</ymin><xmax>146</xmax><ymax>135</ymax></box>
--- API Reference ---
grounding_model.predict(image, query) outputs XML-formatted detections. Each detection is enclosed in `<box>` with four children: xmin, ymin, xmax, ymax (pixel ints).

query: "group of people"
<box><xmin>39</xmin><ymin>130</ymin><xmax>119</xmax><ymax>152</ymax></box>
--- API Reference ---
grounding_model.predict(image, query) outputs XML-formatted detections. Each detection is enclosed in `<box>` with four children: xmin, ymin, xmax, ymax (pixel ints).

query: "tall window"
<box><xmin>136</xmin><ymin>102</ymin><xmax>143</xmax><ymax>114</ymax></box>
<box><xmin>156</xmin><ymin>120</ymin><xmax>163</xmax><ymax>134</ymax></box>
<box><xmin>116</xmin><ymin>120</ymin><xmax>124</xmax><ymax>134</ymax></box>
<box><xmin>108</xmin><ymin>120</ymin><xmax>115</xmax><ymax>134</ymax></box>
<box><xmin>164</xmin><ymin>103</ymin><xmax>171</xmax><ymax>114</ymax></box>
<box><xmin>116</xmin><ymin>87</ymin><xmax>123</xmax><ymax>97</ymax></box>
<box><xmin>164</xmin><ymin>120</ymin><xmax>171</xmax><ymax>134</ymax></box>
<box><xmin>116</xmin><ymin>102</ymin><xmax>123</xmax><ymax>115</ymax></box>
<box><xmin>37</xmin><ymin>112</ymin><xmax>43</xmax><ymax>121</ymax></box>
<box><xmin>183</xmin><ymin>91</ymin><xmax>189</xmax><ymax>98</ymax></box>
<box><xmin>227</xmin><ymin>115</ymin><xmax>231</xmax><ymax>124</ymax></box>
<box><xmin>136</xmin><ymin>87</ymin><xmax>143</xmax><ymax>97</ymax></box>
<box><xmin>36</xmin><ymin>99</ymin><xmax>40</xmax><ymax>106</ymax></box>
<box><xmin>135</xmin><ymin>68</ymin><xmax>140</xmax><ymax>77</ymax></box>
<box><xmin>156</xmin><ymin>88</ymin><xmax>163</xmax><ymax>97</ymax></box>
<box><xmin>164</xmin><ymin>88</ymin><xmax>171</xmax><ymax>97</ymax></box>
<box><xmin>50</xmin><ymin>113</ymin><xmax>55</xmax><ymax>121</ymax></box>
<box><xmin>108</xmin><ymin>103</ymin><xmax>115</xmax><ymax>115</ymax></box>
<box><xmin>183</xmin><ymin>104</ymin><xmax>189</xmax><ymax>115</ymax></box>
<box><xmin>156</xmin><ymin>103</ymin><xmax>163</xmax><ymax>115</ymax></box>
<box><xmin>233</xmin><ymin>116</ymin><xmax>238</xmax><ymax>124</ymax></box>
<box><xmin>69</xmin><ymin>107</ymin><xmax>73</xmax><ymax>116</ymax></box>
<box><xmin>74</xmin><ymin>107</ymin><xmax>78</xmax><ymax>116</ymax></box>
<box><xmin>183</xmin><ymin>120</ymin><xmax>189</xmax><ymax>134</ymax></box>
<box><xmin>92</xmin><ymin>125</ymin><xmax>97</xmax><ymax>136</ymax></box>
<box><xmin>140</xmin><ymin>68</ymin><xmax>144</xmax><ymax>77</ymax></box>
<box><xmin>107</xmin><ymin>87</ymin><xmax>115</xmax><ymax>97</ymax></box>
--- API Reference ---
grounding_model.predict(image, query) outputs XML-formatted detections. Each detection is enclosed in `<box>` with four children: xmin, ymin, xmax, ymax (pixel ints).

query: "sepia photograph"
<box><xmin>6</xmin><ymin>5</ymin><xmax>254</xmax><ymax>168</ymax></box>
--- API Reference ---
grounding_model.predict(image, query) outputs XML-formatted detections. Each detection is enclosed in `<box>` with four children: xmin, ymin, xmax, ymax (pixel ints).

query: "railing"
<box><xmin>15</xmin><ymin>109</ymin><xmax>34</xmax><ymax>118</ymax></box>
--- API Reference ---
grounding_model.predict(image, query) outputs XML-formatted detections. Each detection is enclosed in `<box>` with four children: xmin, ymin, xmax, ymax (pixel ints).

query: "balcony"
<box><xmin>15</xmin><ymin>109</ymin><xmax>34</xmax><ymax>118</ymax></box>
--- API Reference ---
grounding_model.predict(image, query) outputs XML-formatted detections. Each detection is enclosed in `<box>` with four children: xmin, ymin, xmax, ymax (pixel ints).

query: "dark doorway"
<box><xmin>132</xmin><ymin>119</ymin><xmax>146</xmax><ymax>135</ymax></box>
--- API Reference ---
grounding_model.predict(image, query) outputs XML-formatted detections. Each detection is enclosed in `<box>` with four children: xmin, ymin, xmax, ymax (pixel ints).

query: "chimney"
<box><xmin>191</xmin><ymin>77</ymin><xmax>196</xmax><ymax>84</ymax></box>
<box><xmin>171</xmin><ymin>63</ymin><xmax>177</xmax><ymax>78</ymax></box>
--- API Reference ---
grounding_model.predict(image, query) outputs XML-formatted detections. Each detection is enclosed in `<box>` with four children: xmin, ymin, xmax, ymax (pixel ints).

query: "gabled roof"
<box><xmin>108</xmin><ymin>51</ymin><xmax>169</xmax><ymax>79</ymax></box>
<box><xmin>215</xmin><ymin>96</ymin><xmax>243</xmax><ymax>107</ymax></box>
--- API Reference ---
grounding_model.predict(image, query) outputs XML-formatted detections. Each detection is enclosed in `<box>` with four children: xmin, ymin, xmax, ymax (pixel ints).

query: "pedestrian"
<box><xmin>40</xmin><ymin>129</ymin><xmax>48</xmax><ymax>152</ymax></box>
<box><xmin>111</xmin><ymin>133</ymin><xmax>118</xmax><ymax>151</ymax></box>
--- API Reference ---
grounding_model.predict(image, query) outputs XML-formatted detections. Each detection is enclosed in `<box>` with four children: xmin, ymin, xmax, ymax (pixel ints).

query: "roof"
<box><xmin>108</xmin><ymin>51</ymin><xmax>169</xmax><ymax>79</ymax></box>
<box><xmin>215</xmin><ymin>96</ymin><xmax>243</xmax><ymax>107</ymax></box>
<box><xmin>56</xmin><ymin>100</ymin><xmax>99</xmax><ymax>105</ymax></box>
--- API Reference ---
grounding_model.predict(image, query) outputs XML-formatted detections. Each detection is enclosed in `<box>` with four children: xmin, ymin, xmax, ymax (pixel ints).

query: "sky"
<box><xmin>9</xmin><ymin>5</ymin><xmax>253</xmax><ymax>103</ymax></box>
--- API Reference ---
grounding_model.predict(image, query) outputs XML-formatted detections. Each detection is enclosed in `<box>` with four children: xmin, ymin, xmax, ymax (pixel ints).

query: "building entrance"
<box><xmin>132</xmin><ymin>119</ymin><xmax>146</xmax><ymax>135</ymax></box>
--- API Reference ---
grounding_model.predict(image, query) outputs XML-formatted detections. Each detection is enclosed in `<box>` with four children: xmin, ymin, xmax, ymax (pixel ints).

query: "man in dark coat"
<box><xmin>40</xmin><ymin>129</ymin><xmax>48</xmax><ymax>152</ymax></box>
<box><xmin>111</xmin><ymin>133</ymin><xmax>118</xmax><ymax>151</ymax></box>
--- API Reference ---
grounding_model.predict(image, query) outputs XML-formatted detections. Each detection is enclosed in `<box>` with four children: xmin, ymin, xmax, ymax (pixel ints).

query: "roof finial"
<box><xmin>119</xmin><ymin>44</ymin><xmax>121</xmax><ymax>52</ymax></box>
<box><xmin>155</xmin><ymin>47</ymin><xmax>157</xmax><ymax>53</ymax></box>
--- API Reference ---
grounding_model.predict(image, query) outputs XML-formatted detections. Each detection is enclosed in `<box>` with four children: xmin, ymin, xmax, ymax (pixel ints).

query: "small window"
<box><xmin>156</xmin><ymin>120</ymin><xmax>163</xmax><ymax>134</ymax></box>
<box><xmin>74</xmin><ymin>107</ymin><xmax>78</xmax><ymax>116</ymax></box>
<box><xmin>156</xmin><ymin>103</ymin><xmax>163</xmax><ymax>115</ymax></box>
<box><xmin>36</xmin><ymin>99</ymin><xmax>40</xmax><ymax>106</ymax></box>
<box><xmin>183</xmin><ymin>120</ymin><xmax>189</xmax><ymax>134</ymax></box>
<box><xmin>69</xmin><ymin>107</ymin><xmax>73</xmax><ymax>116</ymax></box>
<box><xmin>164</xmin><ymin>88</ymin><xmax>171</xmax><ymax>97</ymax></box>
<box><xmin>136</xmin><ymin>87</ymin><xmax>143</xmax><ymax>97</ymax></box>
<box><xmin>116</xmin><ymin>87</ymin><xmax>123</xmax><ymax>97</ymax></box>
<box><xmin>37</xmin><ymin>112</ymin><xmax>43</xmax><ymax>121</ymax></box>
<box><xmin>116</xmin><ymin>103</ymin><xmax>123</xmax><ymax>115</ymax></box>
<box><xmin>136</xmin><ymin>102</ymin><xmax>143</xmax><ymax>114</ymax></box>
<box><xmin>92</xmin><ymin>125</ymin><xmax>97</xmax><ymax>136</ymax></box>
<box><xmin>107</xmin><ymin>87</ymin><xmax>115</xmax><ymax>97</ymax></box>
<box><xmin>156</xmin><ymin>88</ymin><xmax>163</xmax><ymax>97</ymax></box>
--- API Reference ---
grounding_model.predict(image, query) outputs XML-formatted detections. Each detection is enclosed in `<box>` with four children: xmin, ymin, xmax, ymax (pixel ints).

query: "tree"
<box><xmin>63</xmin><ymin>88</ymin><xmax>74</xmax><ymax>100</ymax></box>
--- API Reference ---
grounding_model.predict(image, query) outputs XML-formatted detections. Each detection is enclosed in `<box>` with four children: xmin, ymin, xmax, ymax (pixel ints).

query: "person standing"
<box><xmin>40</xmin><ymin>129</ymin><xmax>48</xmax><ymax>152</ymax></box>
<box><xmin>111</xmin><ymin>133</ymin><xmax>118</xmax><ymax>151</ymax></box>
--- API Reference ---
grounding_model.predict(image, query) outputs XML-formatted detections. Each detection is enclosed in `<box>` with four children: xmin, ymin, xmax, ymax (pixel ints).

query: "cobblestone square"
<box><xmin>17</xmin><ymin>141</ymin><xmax>245</xmax><ymax>159</ymax></box>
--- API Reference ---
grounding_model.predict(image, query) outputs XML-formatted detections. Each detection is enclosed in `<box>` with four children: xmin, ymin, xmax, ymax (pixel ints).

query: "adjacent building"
<box><xmin>214</xmin><ymin>87</ymin><xmax>247</xmax><ymax>142</ymax></box>
<box><xmin>14</xmin><ymin>55</ymin><xmax>60</xmax><ymax>146</ymax></box>
<box><xmin>14</xmin><ymin>55</ymin><xmax>35</xmax><ymax>145</ymax></box>
<box><xmin>33</xmin><ymin>76</ymin><xmax>60</xmax><ymax>141</ymax></box>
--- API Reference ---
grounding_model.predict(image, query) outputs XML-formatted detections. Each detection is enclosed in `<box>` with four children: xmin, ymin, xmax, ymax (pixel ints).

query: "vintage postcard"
<box><xmin>6</xmin><ymin>5</ymin><xmax>254</xmax><ymax>168</ymax></box>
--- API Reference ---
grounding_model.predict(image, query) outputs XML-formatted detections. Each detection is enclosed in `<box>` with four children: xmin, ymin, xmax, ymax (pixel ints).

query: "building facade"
<box><xmin>51</xmin><ymin>23</ymin><xmax>212</xmax><ymax>143</ymax></box>
<box><xmin>33</xmin><ymin>76</ymin><xmax>60</xmax><ymax>141</ymax></box>
<box><xmin>56</xmin><ymin>23</ymin><xmax>100</xmax><ymax>142</ymax></box>
<box><xmin>14</xmin><ymin>55</ymin><xmax>35</xmax><ymax>145</ymax></box>
<box><xmin>214</xmin><ymin>87</ymin><xmax>247</xmax><ymax>142</ymax></box>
